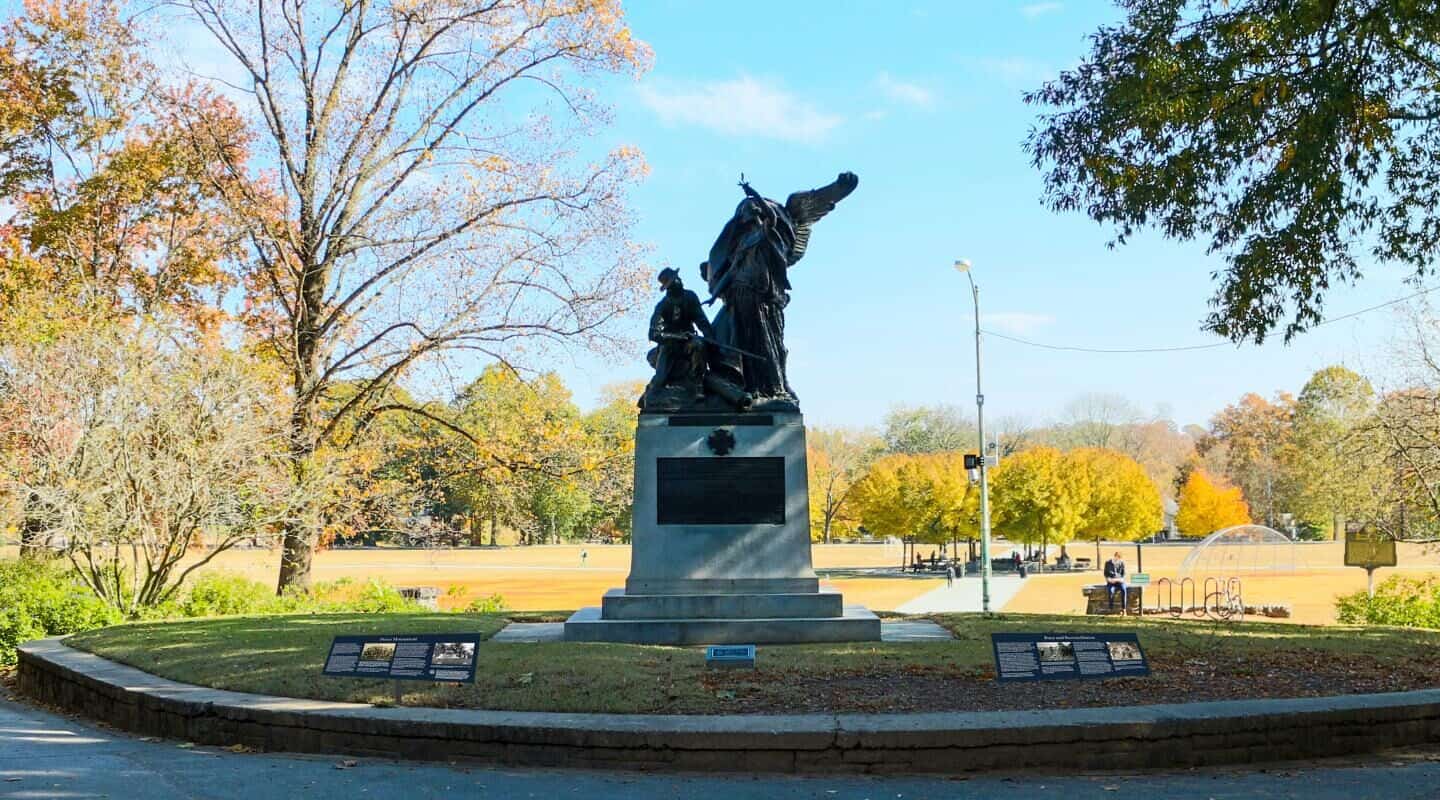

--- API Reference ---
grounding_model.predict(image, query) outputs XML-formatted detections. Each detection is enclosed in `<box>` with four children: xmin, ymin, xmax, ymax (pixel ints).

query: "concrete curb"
<box><xmin>17</xmin><ymin>637</ymin><xmax>1440</xmax><ymax>774</ymax></box>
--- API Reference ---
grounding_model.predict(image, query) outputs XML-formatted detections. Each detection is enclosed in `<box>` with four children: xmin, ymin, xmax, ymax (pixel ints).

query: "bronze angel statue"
<box><xmin>701</xmin><ymin>171</ymin><xmax>858</xmax><ymax>411</ymax></box>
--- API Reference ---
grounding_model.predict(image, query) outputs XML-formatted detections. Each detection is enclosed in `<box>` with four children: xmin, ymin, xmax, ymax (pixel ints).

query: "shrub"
<box><xmin>339</xmin><ymin>579</ymin><xmax>423</xmax><ymax>614</ymax></box>
<box><xmin>465</xmin><ymin>593</ymin><xmax>509</xmax><ymax>613</ymax></box>
<box><xmin>1336</xmin><ymin>576</ymin><xmax>1440</xmax><ymax>628</ymax></box>
<box><xmin>177</xmin><ymin>573</ymin><xmax>278</xmax><ymax>618</ymax></box>
<box><xmin>0</xmin><ymin>559</ymin><xmax>119</xmax><ymax>666</ymax></box>
<box><xmin>0</xmin><ymin>562</ymin><xmax>456</xmax><ymax>667</ymax></box>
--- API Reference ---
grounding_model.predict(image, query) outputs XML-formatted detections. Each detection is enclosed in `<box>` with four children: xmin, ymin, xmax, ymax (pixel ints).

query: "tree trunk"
<box><xmin>276</xmin><ymin>395</ymin><xmax>320</xmax><ymax>594</ymax></box>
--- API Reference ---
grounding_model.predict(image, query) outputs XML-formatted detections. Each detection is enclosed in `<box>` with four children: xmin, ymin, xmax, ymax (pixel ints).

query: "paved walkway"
<box><xmin>4</xmin><ymin>692</ymin><xmax>1440</xmax><ymax>799</ymax></box>
<box><xmin>492</xmin><ymin>619</ymin><xmax>955</xmax><ymax>643</ymax></box>
<box><xmin>894</xmin><ymin>574</ymin><xmax>1025</xmax><ymax>614</ymax></box>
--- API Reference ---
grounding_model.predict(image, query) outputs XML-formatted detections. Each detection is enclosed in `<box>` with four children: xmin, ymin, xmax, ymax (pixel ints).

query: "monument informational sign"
<box><xmin>1346</xmin><ymin>527</ymin><xmax>1398</xmax><ymax>597</ymax></box>
<box><xmin>1345</xmin><ymin>528</ymin><xmax>1397</xmax><ymax>569</ymax></box>
<box><xmin>323</xmin><ymin>633</ymin><xmax>480</xmax><ymax>683</ymax></box>
<box><xmin>1130</xmin><ymin>573</ymin><xmax>1151</xmax><ymax>585</ymax></box>
<box><xmin>991</xmin><ymin>632</ymin><xmax>1149</xmax><ymax>682</ymax></box>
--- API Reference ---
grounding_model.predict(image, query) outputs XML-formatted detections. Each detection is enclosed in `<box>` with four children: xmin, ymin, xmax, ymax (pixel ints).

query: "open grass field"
<box><xmin>68</xmin><ymin>612</ymin><xmax>1440</xmax><ymax>715</ymax></box>
<box><xmin>1006</xmin><ymin>541</ymin><xmax>1440</xmax><ymax>624</ymax></box>
<box><xmin>166</xmin><ymin>543</ymin><xmax>946</xmax><ymax>613</ymax></box>
<box><xmin>12</xmin><ymin>539</ymin><xmax>1440</xmax><ymax>620</ymax></box>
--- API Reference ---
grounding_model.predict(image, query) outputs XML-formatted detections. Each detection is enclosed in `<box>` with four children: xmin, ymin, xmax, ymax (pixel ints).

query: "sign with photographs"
<box><xmin>1344</xmin><ymin>527</ymin><xmax>1397</xmax><ymax>569</ymax></box>
<box><xmin>990</xmin><ymin>632</ymin><xmax>1149</xmax><ymax>682</ymax></box>
<box><xmin>323</xmin><ymin>633</ymin><xmax>481</xmax><ymax>683</ymax></box>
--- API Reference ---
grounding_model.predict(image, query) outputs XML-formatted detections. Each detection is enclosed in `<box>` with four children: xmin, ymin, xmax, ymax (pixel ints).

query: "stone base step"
<box><xmin>562</xmin><ymin>605</ymin><xmax>882</xmax><ymax>645</ymax></box>
<box><xmin>600</xmin><ymin>587</ymin><xmax>843</xmax><ymax>620</ymax></box>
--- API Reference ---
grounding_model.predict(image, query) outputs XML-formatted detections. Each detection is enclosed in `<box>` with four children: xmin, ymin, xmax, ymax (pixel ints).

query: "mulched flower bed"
<box><xmin>700</xmin><ymin>650</ymin><xmax>1438</xmax><ymax>715</ymax></box>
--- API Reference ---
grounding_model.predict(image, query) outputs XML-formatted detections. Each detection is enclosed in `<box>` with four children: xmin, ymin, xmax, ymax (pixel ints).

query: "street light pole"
<box><xmin>954</xmin><ymin>259</ymin><xmax>992</xmax><ymax>613</ymax></box>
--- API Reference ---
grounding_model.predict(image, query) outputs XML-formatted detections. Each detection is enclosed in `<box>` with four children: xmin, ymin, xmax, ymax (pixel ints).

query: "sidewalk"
<box><xmin>893</xmin><ymin>574</ymin><xmax>1025</xmax><ymax>613</ymax></box>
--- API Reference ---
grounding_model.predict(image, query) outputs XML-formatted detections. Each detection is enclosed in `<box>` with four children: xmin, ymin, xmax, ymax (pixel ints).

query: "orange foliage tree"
<box><xmin>1174</xmin><ymin>469</ymin><xmax>1251</xmax><ymax>537</ymax></box>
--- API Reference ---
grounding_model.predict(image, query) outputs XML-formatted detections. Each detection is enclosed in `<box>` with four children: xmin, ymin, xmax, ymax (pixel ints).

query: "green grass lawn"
<box><xmin>65</xmin><ymin>613</ymin><xmax>1440</xmax><ymax>715</ymax></box>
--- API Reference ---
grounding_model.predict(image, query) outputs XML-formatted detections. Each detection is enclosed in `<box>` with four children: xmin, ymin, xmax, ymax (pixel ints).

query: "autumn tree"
<box><xmin>429</xmin><ymin>365</ymin><xmax>622</xmax><ymax>546</ymax></box>
<box><xmin>0</xmin><ymin>1</ymin><xmax>251</xmax><ymax>557</ymax></box>
<box><xmin>1291</xmin><ymin>366</ymin><xmax>1382</xmax><ymax>538</ymax></box>
<box><xmin>0</xmin><ymin>319</ymin><xmax>300</xmax><ymax>615</ymax></box>
<box><xmin>880</xmin><ymin>404</ymin><xmax>974</xmax><ymax>455</ymax></box>
<box><xmin>989</xmin><ymin>447</ymin><xmax>1085</xmax><ymax>553</ymax></box>
<box><xmin>0</xmin><ymin>1</ymin><xmax>247</xmax><ymax>339</ymax></box>
<box><xmin>578</xmin><ymin>382</ymin><xmax>641</xmax><ymax>542</ymax></box>
<box><xmin>848</xmin><ymin>453</ymin><xmax>977</xmax><ymax>552</ymax></box>
<box><xmin>1027</xmin><ymin>0</ymin><xmax>1440</xmax><ymax>343</ymax></box>
<box><xmin>806</xmin><ymin>426</ymin><xmax>881</xmax><ymax>543</ymax></box>
<box><xmin>1069</xmin><ymin>448</ymin><xmax>1163</xmax><ymax>559</ymax></box>
<box><xmin>1202</xmin><ymin>392</ymin><xmax>1297</xmax><ymax>528</ymax></box>
<box><xmin>175</xmin><ymin>0</ymin><xmax>652</xmax><ymax>590</ymax></box>
<box><xmin>1051</xmin><ymin>393</ymin><xmax>1144</xmax><ymax>452</ymax></box>
<box><xmin>1175</xmin><ymin>469</ymin><xmax>1251</xmax><ymax>537</ymax></box>
<box><xmin>1358</xmin><ymin>304</ymin><xmax>1440</xmax><ymax>540</ymax></box>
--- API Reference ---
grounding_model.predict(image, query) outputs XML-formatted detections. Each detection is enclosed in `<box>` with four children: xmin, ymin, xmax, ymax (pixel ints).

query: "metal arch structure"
<box><xmin>1178</xmin><ymin>524</ymin><xmax>1297</xmax><ymax>578</ymax></box>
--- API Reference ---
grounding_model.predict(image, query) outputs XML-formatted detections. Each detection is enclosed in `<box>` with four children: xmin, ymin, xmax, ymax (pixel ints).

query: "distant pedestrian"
<box><xmin>945</xmin><ymin>564</ymin><xmax>956</xmax><ymax>588</ymax></box>
<box><xmin>580</xmin><ymin>549</ymin><xmax>589</xmax><ymax>567</ymax></box>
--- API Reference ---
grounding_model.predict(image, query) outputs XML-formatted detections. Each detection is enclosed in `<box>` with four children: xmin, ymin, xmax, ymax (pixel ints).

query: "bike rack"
<box><xmin>1153</xmin><ymin>576</ymin><xmax>1242</xmax><ymax>621</ymax></box>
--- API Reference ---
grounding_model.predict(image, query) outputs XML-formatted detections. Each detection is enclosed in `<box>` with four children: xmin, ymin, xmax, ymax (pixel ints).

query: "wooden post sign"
<box><xmin>1345</xmin><ymin>527</ymin><xmax>1397</xmax><ymax>598</ymax></box>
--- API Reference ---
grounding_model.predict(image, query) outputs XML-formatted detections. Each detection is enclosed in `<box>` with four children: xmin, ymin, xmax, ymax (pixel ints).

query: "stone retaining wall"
<box><xmin>18</xmin><ymin>637</ymin><xmax>1440</xmax><ymax>774</ymax></box>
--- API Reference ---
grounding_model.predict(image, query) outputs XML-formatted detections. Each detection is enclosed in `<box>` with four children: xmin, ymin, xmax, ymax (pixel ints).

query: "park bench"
<box><xmin>1082</xmin><ymin>584</ymin><xmax>1143</xmax><ymax>615</ymax></box>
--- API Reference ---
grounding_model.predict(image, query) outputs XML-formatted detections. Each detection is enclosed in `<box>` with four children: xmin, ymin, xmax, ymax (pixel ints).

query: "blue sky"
<box><xmin>545</xmin><ymin>0</ymin><xmax>1423</xmax><ymax>429</ymax></box>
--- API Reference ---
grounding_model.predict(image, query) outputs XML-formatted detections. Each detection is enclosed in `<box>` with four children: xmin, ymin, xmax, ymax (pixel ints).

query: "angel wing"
<box><xmin>783</xmin><ymin>171</ymin><xmax>859</xmax><ymax>265</ymax></box>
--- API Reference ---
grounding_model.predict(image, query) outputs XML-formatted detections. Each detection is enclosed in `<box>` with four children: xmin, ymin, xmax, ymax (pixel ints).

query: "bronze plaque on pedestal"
<box><xmin>656</xmin><ymin>457</ymin><xmax>785</xmax><ymax>525</ymax></box>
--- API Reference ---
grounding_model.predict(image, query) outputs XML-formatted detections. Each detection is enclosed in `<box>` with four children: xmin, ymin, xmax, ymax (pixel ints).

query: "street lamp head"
<box><xmin>954</xmin><ymin>258</ymin><xmax>972</xmax><ymax>274</ymax></box>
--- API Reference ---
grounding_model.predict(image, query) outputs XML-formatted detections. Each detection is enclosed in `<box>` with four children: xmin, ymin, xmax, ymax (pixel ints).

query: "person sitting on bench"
<box><xmin>1103</xmin><ymin>551</ymin><xmax>1128</xmax><ymax>612</ymax></box>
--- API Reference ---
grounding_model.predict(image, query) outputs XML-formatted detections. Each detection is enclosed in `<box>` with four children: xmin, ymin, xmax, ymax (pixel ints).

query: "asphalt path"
<box><xmin>4</xmin><ymin>691</ymin><xmax>1440</xmax><ymax>799</ymax></box>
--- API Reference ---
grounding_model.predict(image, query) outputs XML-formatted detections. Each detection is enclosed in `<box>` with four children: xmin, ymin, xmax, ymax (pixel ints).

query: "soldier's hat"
<box><xmin>657</xmin><ymin>267</ymin><xmax>680</xmax><ymax>285</ymax></box>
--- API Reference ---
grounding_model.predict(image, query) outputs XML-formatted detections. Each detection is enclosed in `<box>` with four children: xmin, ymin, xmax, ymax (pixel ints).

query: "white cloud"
<box><xmin>980</xmin><ymin>56</ymin><xmax>1056</xmax><ymax>85</ymax></box>
<box><xmin>873</xmin><ymin>72</ymin><xmax>937</xmax><ymax>111</ymax></box>
<box><xmin>637</xmin><ymin>76</ymin><xmax>842</xmax><ymax>144</ymax></box>
<box><xmin>982</xmin><ymin>312</ymin><xmax>1055</xmax><ymax>335</ymax></box>
<box><xmin>1020</xmin><ymin>2</ymin><xmax>1063</xmax><ymax>19</ymax></box>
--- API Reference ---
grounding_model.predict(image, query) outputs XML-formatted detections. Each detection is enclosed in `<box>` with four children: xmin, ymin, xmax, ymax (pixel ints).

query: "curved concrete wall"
<box><xmin>18</xmin><ymin>637</ymin><xmax>1440</xmax><ymax>774</ymax></box>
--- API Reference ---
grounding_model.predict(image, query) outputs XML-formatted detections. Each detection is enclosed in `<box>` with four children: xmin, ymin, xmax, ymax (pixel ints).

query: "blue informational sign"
<box><xmin>705</xmin><ymin>644</ymin><xmax>756</xmax><ymax>669</ymax></box>
<box><xmin>323</xmin><ymin>633</ymin><xmax>481</xmax><ymax>683</ymax></box>
<box><xmin>991</xmin><ymin>632</ymin><xmax>1149</xmax><ymax>682</ymax></box>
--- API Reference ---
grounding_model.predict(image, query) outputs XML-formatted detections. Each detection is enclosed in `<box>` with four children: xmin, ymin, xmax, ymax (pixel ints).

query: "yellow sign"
<box><xmin>1344</xmin><ymin>528</ymin><xmax>1397</xmax><ymax>569</ymax></box>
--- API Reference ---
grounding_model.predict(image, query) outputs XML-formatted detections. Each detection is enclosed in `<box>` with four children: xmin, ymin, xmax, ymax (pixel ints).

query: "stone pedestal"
<box><xmin>564</xmin><ymin>411</ymin><xmax>881</xmax><ymax>645</ymax></box>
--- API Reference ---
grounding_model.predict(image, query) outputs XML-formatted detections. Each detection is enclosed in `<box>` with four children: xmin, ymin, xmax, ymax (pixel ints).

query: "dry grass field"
<box><xmin>177</xmin><ymin>543</ymin><xmax>942</xmax><ymax>612</ymax></box>
<box><xmin>11</xmin><ymin>539</ymin><xmax>1439</xmax><ymax>620</ymax></box>
<box><xmin>1005</xmin><ymin>541</ymin><xmax>1440</xmax><ymax>624</ymax></box>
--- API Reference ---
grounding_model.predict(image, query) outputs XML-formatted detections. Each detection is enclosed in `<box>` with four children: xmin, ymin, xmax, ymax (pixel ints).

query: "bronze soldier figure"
<box><xmin>643</xmin><ymin>267</ymin><xmax>713</xmax><ymax>409</ymax></box>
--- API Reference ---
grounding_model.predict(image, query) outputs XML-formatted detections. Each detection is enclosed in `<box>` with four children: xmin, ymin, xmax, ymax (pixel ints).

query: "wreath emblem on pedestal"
<box><xmin>706</xmin><ymin>428</ymin><xmax>736</xmax><ymax>456</ymax></box>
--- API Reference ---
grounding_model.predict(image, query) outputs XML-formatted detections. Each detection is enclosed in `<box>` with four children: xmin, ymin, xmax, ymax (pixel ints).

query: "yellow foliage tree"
<box><xmin>1069</xmin><ymin>447</ymin><xmax>1163</xmax><ymax>557</ymax></box>
<box><xmin>847</xmin><ymin>453</ymin><xmax>977</xmax><ymax>548</ymax></box>
<box><xmin>806</xmin><ymin>427</ymin><xmax>881</xmax><ymax>543</ymax></box>
<box><xmin>989</xmin><ymin>447</ymin><xmax>1085</xmax><ymax>552</ymax></box>
<box><xmin>1175</xmin><ymin>469</ymin><xmax>1251</xmax><ymax>536</ymax></box>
